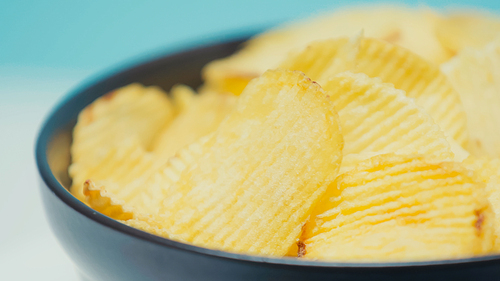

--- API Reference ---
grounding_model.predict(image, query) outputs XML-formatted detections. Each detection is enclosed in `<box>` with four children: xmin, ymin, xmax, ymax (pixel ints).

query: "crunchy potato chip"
<box><xmin>442</xmin><ymin>39</ymin><xmax>500</xmax><ymax>158</ymax></box>
<box><xmin>71</xmin><ymin>83</ymin><xmax>174</xmax><ymax>163</ymax></box>
<box><xmin>202</xmin><ymin>5</ymin><xmax>450</xmax><ymax>96</ymax></box>
<box><xmin>82</xmin><ymin>137</ymin><xmax>209</xmax><ymax>219</ymax></box>
<box><xmin>322</xmin><ymin>72</ymin><xmax>453</xmax><ymax>173</ymax></box>
<box><xmin>70</xmin><ymin>138</ymin><xmax>161</xmax><ymax>200</ymax></box>
<box><xmin>281</xmin><ymin>37</ymin><xmax>468</xmax><ymax>146</ymax></box>
<box><xmin>303</xmin><ymin>154</ymin><xmax>494</xmax><ymax>261</ymax></box>
<box><xmin>436</xmin><ymin>10</ymin><xmax>500</xmax><ymax>55</ymax></box>
<box><xmin>69</xmin><ymin>84</ymin><xmax>174</xmax><ymax>200</ymax></box>
<box><xmin>142</xmin><ymin>69</ymin><xmax>343</xmax><ymax>257</ymax></box>
<box><xmin>151</xmin><ymin>91</ymin><xmax>237</xmax><ymax>159</ymax></box>
<box><xmin>279</xmin><ymin>35</ymin><xmax>360</xmax><ymax>83</ymax></box>
<box><xmin>464</xmin><ymin>157</ymin><xmax>500</xmax><ymax>250</ymax></box>
<box><xmin>84</xmin><ymin>180</ymin><xmax>135</xmax><ymax>221</ymax></box>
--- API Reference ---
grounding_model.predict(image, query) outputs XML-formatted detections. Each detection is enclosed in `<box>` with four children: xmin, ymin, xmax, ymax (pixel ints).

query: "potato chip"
<box><xmin>70</xmin><ymin>138</ymin><xmax>164</xmax><ymax>200</ymax></box>
<box><xmin>151</xmin><ymin>90</ymin><xmax>237</xmax><ymax>159</ymax></box>
<box><xmin>170</xmin><ymin>84</ymin><xmax>197</xmax><ymax>114</ymax></box>
<box><xmin>83</xmin><ymin>180</ymin><xmax>134</xmax><ymax>221</ymax></box>
<box><xmin>82</xmin><ymin>137</ymin><xmax>209</xmax><ymax>219</ymax></box>
<box><xmin>303</xmin><ymin>154</ymin><xmax>494</xmax><ymax>261</ymax></box>
<box><xmin>464</xmin><ymin>157</ymin><xmax>500</xmax><ymax>249</ymax></box>
<box><xmin>442</xmin><ymin>39</ymin><xmax>500</xmax><ymax>158</ymax></box>
<box><xmin>436</xmin><ymin>10</ymin><xmax>500</xmax><ymax>55</ymax></box>
<box><xmin>69</xmin><ymin>84</ymin><xmax>174</xmax><ymax>199</ymax></box>
<box><xmin>202</xmin><ymin>5</ymin><xmax>450</xmax><ymax>96</ymax></box>
<box><xmin>322</xmin><ymin>72</ymin><xmax>453</xmax><ymax>173</ymax></box>
<box><xmin>144</xmin><ymin>69</ymin><xmax>343</xmax><ymax>256</ymax></box>
<box><xmin>281</xmin><ymin>37</ymin><xmax>468</xmax><ymax>146</ymax></box>
<box><xmin>71</xmin><ymin>83</ymin><xmax>174</xmax><ymax>163</ymax></box>
<box><xmin>120</xmin><ymin>218</ymin><xmax>173</xmax><ymax>239</ymax></box>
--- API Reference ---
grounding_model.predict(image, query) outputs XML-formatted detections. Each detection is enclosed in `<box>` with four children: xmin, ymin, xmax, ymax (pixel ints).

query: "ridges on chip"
<box><xmin>442</xmin><ymin>39</ymin><xmax>500</xmax><ymax>158</ymax></box>
<box><xmin>82</xmin><ymin>136</ymin><xmax>209</xmax><ymax>219</ymax></box>
<box><xmin>141</xmin><ymin>69</ymin><xmax>344</xmax><ymax>257</ymax></box>
<box><xmin>202</xmin><ymin>5</ymin><xmax>450</xmax><ymax>96</ymax></box>
<box><xmin>303</xmin><ymin>154</ymin><xmax>494</xmax><ymax>261</ymax></box>
<box><xmin>321</xmin><ymin>71</ymin><xmax>454</xmax><ymax>174</ymax></box>
<box><xmin>280</xmin><ymin>37</ymin><xmax>468</xmax><ymax>147</ymax></box>
<box><xmin>69</xmin><ymin>83</ymin><xmax>175</xmax><ymax>200</ymax></box>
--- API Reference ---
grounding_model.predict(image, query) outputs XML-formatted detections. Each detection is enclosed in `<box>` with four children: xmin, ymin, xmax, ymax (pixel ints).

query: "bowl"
<box><xmin>35</xmin><ymin>33</ymin><xmax>500</xmax><ymax>281</ymax></box>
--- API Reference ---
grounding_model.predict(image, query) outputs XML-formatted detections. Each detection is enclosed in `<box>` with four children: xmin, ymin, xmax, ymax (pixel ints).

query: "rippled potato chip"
<box><xmin>442</xmin><ymin>40</ymin><xmax>500</xmax><ymax>158</ymax></box>
<box><xmin>436</xmin><ymin>10</ymin><xmax>500</xmax><ymax>55</ymax></box>
<box><xmin>151</xmin><ymin>90</ymin><xmax>237</xmax><ymax>159</ymax></box>
<box><xmin>303</xmin><ymin>154</ymin><xmax>494</xmax><ymax>261</ymax></box>
<box><xmin>70</xmin><ymin>84</ymin><xmax>174</xmax><ymax>199</ymax></box>
<box><xmin>464</xmin><ymin>157</ymin><xmax>500</xmax><ymax>249</ymax></box>
<box><xmin>281</xmin><ymin>37</ymin><xmax>468</xmax><ymax>146</ymax></box>
<box><xmin>140</xmin><ymin>69</ymin><xmax>343</xmax><ymax>256</ymax></box>
<box><xmin>322</xmin><ymin>72</ymin><xmax>454</xmax><ymax>173</ymax></box>
<box><xmin>202</xmin><ymin>5</ymin><xmax>449</xmax><ymax>96</ymax></box>
<box><xmin>83</xmin><ymin>180</ymin><xmax>135</xmax><ymax>221</ymax></box>
<box><xmin>70</xmin><ymin>138</ymin><xmax>164</xmax><ymax>201</ymax></box>
<box><xmin>83</xmin><ymin>137</ymin><xmax>209</xmax><ymax>219</ymax></box>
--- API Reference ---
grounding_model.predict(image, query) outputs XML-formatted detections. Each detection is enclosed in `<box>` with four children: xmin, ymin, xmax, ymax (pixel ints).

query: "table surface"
<box><xmin>2</xmin><ymin>1</ymin><xmax>500</xmax><ymax>280</ymax></box>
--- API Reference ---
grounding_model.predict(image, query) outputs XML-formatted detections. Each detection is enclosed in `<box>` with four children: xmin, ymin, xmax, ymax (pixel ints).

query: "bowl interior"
<box><xmin>36</xmin><ymin>33</ymin><xmax>500</xmax><ymax>270</ymax></box>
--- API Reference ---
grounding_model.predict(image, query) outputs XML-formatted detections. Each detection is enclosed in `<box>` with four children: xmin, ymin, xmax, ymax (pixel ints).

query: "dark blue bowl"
<box><xmin>35</xmin><ymin>34</ymin><xmax>500</xmax><ymax>281</ymax></box>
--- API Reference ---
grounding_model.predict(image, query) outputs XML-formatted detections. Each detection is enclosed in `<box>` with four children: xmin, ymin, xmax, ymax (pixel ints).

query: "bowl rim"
<box><xmin>35</xmin><ymin>31</ymin><xmax>500</xmax><ymax>269</ymax></box>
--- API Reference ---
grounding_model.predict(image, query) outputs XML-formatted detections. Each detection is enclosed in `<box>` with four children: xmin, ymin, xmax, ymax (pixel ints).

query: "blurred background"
<box><xmin>1</xmin><ymin>0</ymin><xmax>500</xmax><ymax>280</ymax></box>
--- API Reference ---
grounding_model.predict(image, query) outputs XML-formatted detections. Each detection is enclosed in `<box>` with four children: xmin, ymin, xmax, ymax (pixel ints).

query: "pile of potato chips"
<box><xmin>69</xmin><ymin>5</ymin><xmax>500</xmax><ymax>261</ymax></box>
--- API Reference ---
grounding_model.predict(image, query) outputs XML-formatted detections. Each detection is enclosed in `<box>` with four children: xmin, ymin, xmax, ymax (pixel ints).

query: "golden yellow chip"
<box><xmin>464</xmin><ymin>157</ymin><xmax>500</xmax><ymax>250</ymax></box>
<box><xmin>281</xmin><ymin>37</ymin><xmax>468</xmax><ymax>146</ymax></box>
<box><xmin>82</xmin><ymin>136</ymin><xmax>209</xmax><ymax>219</ymax></box>
<box><xmin>202</xmin><ymin>5</ymin><xmax>450</xmax><ymax>96</ymax></box>
<box><xmin>83</xmin><ymin>180</ymin><xmax>134</xmax><ymax>221</ymax></box>
<box><xmin>442</xmin><ymin>39</ymin><xmax>500</xmax><ymax>158</ymax></box>
<box><xmin>120</xmin><ymin>217</ymin><xmax>173</xmax><ymax>239</ymax></box>
<box><xmin>303</xmin><ymin>154</ymin><xmax>494</xmax><ymax>261</ymax></box>
<box><xmin>322</xmin><ymin>72</ymin><xmax>453</xmax><ymax>173</ymax></box>
<box><xmin>71</xmin><ymin>138</ymin><xmax>166</xmax><ymax>207</ymax></box>
<box><xmin>151</xmin><ymin>90</ymin><xmax>237</xmax><ymax>159</ymax></box>
<box><xmin>436</xmin><ymin>10</ymin><xmax>500</xmax><ymax>55</ymax></box>
<box><xmin>69</xmin><ymin>84</ymin><xmax>174</xmax><ymax>200</ymax></box>
<box><xmin>71</xmin><ymin>83</ymin><xmax>174</xmax><ymax>163</ymax></box>
<box><xmin>143</xmin><ymin>69</ymin><xmax>343</xmax><ymax>257</ymax></box>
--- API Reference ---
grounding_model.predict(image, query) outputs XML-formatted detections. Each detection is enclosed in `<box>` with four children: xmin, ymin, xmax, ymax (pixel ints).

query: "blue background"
<box><xmin>2</xmin><ymin>0</ymin><xmax>500</xmax><ymax>76</ymax></box>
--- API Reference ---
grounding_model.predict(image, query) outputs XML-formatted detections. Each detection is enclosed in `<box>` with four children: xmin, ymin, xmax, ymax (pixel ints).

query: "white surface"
<box><xmin>0</xmin><ymin>68</ymin><xmax>90</xmax><ymax>280</ymax></box>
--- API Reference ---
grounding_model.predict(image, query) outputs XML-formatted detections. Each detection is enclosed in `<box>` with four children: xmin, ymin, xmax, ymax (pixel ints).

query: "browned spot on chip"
<box><xmin>83</xmin><ymin>179</ymin><xmax>92</xmax><ymax>196</ymax></box>
<box><xmin>475</xmin><ymin>209</ymin><xmax>485</xmax><ymax>235</ymax></box>
<box><xmin>383</xmin><ymin>29</ymin><xmax>402</xmax><ymax>44</ymax></box>
<box><xmin>297</xmin><ymin>241</ymin><xmax>306</xmax><ymax>258</ymax></box>
<box><xmin>476</xmin><ymin>139</ymin><xmax>483</xmax><ymax>149</ymax></box>
<box><xmin>102</xmin><ymin>90</ymin><xmax>117</xmax><ymax>101</ymax></box>
<box><xmin>80</xmin><ymin>105</ymin><xmax>94</xmax><ymax>125</ymax></box>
